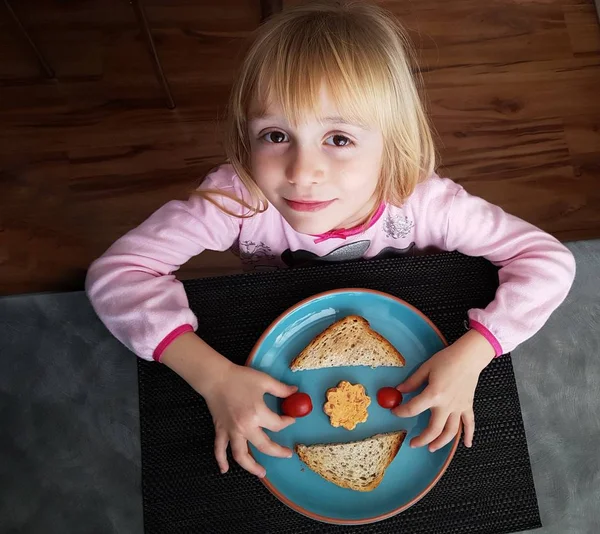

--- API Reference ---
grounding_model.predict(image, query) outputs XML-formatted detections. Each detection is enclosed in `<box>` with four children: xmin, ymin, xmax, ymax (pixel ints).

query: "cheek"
<box><xmin>358</xmin><ymin>144</ymin><xmax>383</xmax><ymax>192</ymax></box>
<box><xmin>251</xmin><ymin>148</ymin><xmax>283</xmax><ymax>192</ymax></box>
<box><xmin>337</xmin><ymin>157</ymin><xmax>380</xmax><ymax>196</ymax></box>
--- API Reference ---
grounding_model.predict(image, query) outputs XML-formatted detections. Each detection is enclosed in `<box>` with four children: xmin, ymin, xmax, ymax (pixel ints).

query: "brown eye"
<box><xmin>325</xmin><ymin>134</ymin><xmax>352</xmax><ymax>147</ymax></box>
<box><xmin>264</xmin><ymin>131</ymin><xmax>288</xmax><ymax>143</ymax></box>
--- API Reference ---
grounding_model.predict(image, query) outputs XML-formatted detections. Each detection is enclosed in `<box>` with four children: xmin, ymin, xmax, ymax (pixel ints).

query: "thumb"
<box><xmin>397</xmin><ymin>363</ymin><xmax>429</xmax><ymax>393</ymax></box>
<box><xmin>264</xmin><ymin>376</ymin><xmax>298</xmax><ymax>398</ymax></box>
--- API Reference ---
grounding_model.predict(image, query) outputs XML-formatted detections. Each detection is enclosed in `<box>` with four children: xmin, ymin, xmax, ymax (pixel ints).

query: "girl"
<box><xmin>86</xmin><ymin>1</ymin><xmax>575</xmax><ymax>479</ymax></box>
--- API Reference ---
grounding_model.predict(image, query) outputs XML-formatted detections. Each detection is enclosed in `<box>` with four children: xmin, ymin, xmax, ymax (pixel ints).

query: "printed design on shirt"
<box><xmin>238</xmin><ymin>240</ymin><xmax>277</xmax><ymax>267</ymax></box>
<box><xmin>383</xmin><ymin>212</ymin><xmax>414</xmax><ymax>239</ymax></box>
<box><xmin>281</xmin><ymin>240</ymin><xmax>415</xmax><ymax>268</ymax></box>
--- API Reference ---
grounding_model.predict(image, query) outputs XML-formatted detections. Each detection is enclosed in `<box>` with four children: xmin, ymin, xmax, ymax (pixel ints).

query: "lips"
<box><xmin>284</xmin><ymin>199</ymin><xmax>336</xmax><ymax>212</ymax></box>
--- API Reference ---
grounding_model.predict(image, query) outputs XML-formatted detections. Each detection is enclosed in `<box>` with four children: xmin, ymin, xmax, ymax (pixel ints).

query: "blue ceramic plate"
<box><xmin>246</xmin><ymin>289</ymin><xmax>459</xmax><ymax>525</ymax></box>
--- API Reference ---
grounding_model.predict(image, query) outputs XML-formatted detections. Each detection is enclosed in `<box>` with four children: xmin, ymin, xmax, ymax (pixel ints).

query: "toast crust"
<box><xmin>290</xmin><ymin>315</ymin><xmax>405</xmax><ymax>371</ymax></box>
<box><xmin>295</xmin><ymin>431</ymin><xmax>407</xmax><ymax>492</ymax></box>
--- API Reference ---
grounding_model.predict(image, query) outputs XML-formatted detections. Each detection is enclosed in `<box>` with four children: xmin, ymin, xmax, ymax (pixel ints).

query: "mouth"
<box><xmin>284</xmin><ymin>198</ymin><xmax>336</xmax><ymax>213</ymax></box>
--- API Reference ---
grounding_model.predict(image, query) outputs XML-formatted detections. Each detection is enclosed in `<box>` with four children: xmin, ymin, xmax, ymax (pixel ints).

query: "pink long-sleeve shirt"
<box><xmin>86</xmin><ymin>164</ymin><xmax>576</xmax><ymax>362</ymax></box>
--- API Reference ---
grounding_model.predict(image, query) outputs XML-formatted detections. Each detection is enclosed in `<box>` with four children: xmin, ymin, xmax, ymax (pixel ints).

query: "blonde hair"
<box><xmin>200</xmin><ymin>0</ymin><xmax>435</xmax><ymax>218</ymax></box>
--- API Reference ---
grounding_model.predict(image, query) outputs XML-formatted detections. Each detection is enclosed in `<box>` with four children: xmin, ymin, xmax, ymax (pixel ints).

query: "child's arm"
<box><xmin>86</xmin><ymin>167</ymin><xmax>297</xmax><ymax>477</ymax></box>
<box><xmin>419</xmin><ymin>181</ymin><xmax>576</xmax><ymax>356</ymax></box>
<box><xmin>85</xmin><ymin>168</ymin><xmax>242</xmax><ymax>362</ymax></box>
<box><xmin>395</xmin><ymin>180</ymin><xmax>576</xmax><ymax>451</ymax></box>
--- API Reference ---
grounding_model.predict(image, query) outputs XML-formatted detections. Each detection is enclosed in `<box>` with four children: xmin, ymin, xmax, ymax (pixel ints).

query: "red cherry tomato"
<box><xmin>377</xmin><ymin>387</ymin><xmax>403</xmax><ymax>409</ymax></box>
<box><xmin>281</xmin><ymin>392</ymin><xmax>313</xmax><ymax>418</ymax></box>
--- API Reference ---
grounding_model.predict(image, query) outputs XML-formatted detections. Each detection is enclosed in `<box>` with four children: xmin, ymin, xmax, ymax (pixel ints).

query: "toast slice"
<box><xmin>295</xmin><ymin>431</ymin><xmax>406</xmax><ymax>492</ymax></box>
<box><xmin>290</xmin><ymin>315</ymin><xmax>405</xmax><ymax>371</ymax></box>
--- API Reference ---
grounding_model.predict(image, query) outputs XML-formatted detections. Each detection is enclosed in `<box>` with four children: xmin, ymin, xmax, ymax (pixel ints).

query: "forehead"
<box><xmin>248</xmin><ymin>80</ymin><xmax>377</xmax><ymax>129</ymax></box>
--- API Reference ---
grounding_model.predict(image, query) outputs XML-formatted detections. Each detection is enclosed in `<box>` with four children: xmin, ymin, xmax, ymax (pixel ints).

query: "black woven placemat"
<box><xmin>138</xmin><ymin>252</ymin><xmax>542</xmax><ymax>534</ymax></box>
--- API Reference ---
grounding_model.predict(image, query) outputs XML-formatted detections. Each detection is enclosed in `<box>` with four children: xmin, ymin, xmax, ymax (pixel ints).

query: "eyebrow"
<box><xmin>321</xmin><ymin>116</ymin><xmax>369</xmax><ymax>128</ymax></box>
<box><xmin>248</xmin><ymin>114</ymin><xmax>368</xmax><ymax>129</ymax></box>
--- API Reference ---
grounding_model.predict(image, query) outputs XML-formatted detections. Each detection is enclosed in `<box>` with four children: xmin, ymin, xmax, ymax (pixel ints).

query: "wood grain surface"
<box><xmin>1</xmin><ymin>0</ymin><xmax>599</xmax><ymax>295</ymax></box>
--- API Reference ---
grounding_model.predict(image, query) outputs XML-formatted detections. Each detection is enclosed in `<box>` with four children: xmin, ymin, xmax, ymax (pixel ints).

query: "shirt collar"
<box><xmin>312</xmin><ymin>203</ymin><xmax>385</xmax><ymax>244</ymax></box>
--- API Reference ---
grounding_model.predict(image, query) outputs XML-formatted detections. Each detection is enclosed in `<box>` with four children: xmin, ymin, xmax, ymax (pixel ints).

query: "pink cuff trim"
<box><xmin>470</xmin><ymin>320</ymin><xmax>503</xmax><ymax>357</ymax></box>
<box><xmin>153</xmin><ymin>324</ymin><xmax>194</xmax><ymax>362</ymax></box>
<box><xmin>312</xmin><ymin>202</ymin><xmax>386</xmax><ymax>244</ymax></box>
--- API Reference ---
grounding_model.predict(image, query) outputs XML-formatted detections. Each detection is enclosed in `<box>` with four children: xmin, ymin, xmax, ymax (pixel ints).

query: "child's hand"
<box><xmin>160</xmin><ymin>333</ymin><xmax>298</xmax><ymax>478</ymax></box>
<box><xmin>202</xmin><ymin>363</ymin><xmax>298</xmax><ymax>478</ymax></box>
<box><xmin>392</xmin><ymin>330</ymin><xmax>495</xmax><ymax>452</ymax></box>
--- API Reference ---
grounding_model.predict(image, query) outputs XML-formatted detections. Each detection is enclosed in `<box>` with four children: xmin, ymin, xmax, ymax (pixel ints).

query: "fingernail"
<box><xmin>259</xmin><ymin>471</ymin><xmax>266</xmax><ymax>478</ymax></box>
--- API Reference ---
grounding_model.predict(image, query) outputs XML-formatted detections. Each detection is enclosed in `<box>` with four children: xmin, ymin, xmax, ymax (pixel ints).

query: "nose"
<box><xmin>286</xmin><ymin>145</ymin><xmax>324</xmax><ymax>186</ymax></box>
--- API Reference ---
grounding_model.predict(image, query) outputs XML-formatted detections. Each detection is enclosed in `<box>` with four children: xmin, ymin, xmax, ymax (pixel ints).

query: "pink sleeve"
<box><xmin>417</xmin><ymin>179</ymin><xmax>576</xmax><ymax>355</ymax></box>
<box><xmin>85</xmin><ymin>166</ymin><xmax>246</xmax><ymax>361</ymax></box>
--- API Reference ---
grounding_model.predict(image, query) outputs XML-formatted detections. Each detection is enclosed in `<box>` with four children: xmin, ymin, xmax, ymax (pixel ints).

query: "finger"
<box><xmin>230</xmin><ymin>435</ymin><xmax>266</xmax><ymax>478</ymax></box>
<box><xmin>410</xmin><ymin>408</ymin><xmax>448</xmax><ymax>448</ymax></box>
<box><xmin>250</xmin><ymin>429</ymin><xmax>293</xmax><ymax>459</ymax></box>
<box><xmin>214</xmin><ymin>428</ymin><xmax>230</xmax><ymax>474</ymax></box>
<box><xmin>263</xmin><ymin>377</ymin><xmax>298</xmax><ymax>398</ymax></box>
<box><xmin>462</xmin><ymin>410</ymin><xmax>475</xmax><ymax>448</ymax></box>
<box><xmin>428</xmin><ymin>412</ymin><xmax>461</xmax><ymax>452</ymax></box>
<box><xmin>260</xmin><ymin>408</ymin><xmax>296</xmax><ymax>433</ymax></box>
<box><xmin>396</xmin><ymin>364</ymin><xmax>429</xmax><ymax>393</ymax></box>
<box><xmin>392</xmin><ymin>386</ymin><xmax>435</xmax><ymax>418</ymax></box>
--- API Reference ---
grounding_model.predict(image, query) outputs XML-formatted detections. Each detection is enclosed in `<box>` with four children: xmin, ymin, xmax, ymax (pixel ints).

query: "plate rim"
<box><xmin>245</xmin><ymin>287</ymin><xmax>461</xmax><ymax>525</ymax></box>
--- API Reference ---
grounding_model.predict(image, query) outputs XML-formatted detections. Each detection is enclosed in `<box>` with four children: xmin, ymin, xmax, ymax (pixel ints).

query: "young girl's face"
<box><xmin>248</xmin><ymin>87</ymin><xmax>384</xmax><ymax>235</ymax></box>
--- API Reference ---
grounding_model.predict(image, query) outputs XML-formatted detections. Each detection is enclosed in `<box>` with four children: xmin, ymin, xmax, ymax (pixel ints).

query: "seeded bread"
<box><xmin>290</xmin><ymin>315</ymin><xmax>405</xmax><ymax>371</ymax></box>
<box><xmin>295</xmin><ymin>431</ymin><xmax>406</xmax><ymax>491</ymax></box>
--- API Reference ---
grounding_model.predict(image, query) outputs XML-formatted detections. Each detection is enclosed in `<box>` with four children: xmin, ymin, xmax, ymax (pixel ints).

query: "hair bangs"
<box><xmin>249</xmin><ymin>13</ymin><xmax>390</xmax><ymax>130</ymax></box>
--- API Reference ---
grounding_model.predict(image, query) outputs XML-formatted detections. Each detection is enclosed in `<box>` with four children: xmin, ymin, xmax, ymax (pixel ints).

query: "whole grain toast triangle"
<box><xmin>290</xmin><ymin>315</ymin><xmax>405</xmax><ymax>371</ymax></box>
<box><xmin>295</xmin><ymin>431</ymin><xmax>406</xmax><ymax>491</ymax></box>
